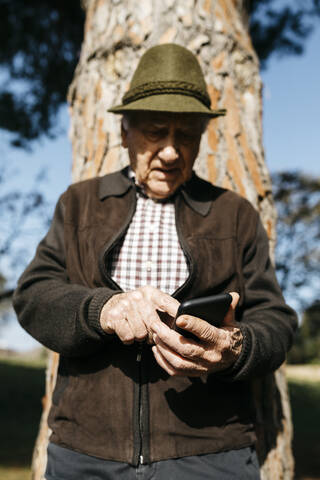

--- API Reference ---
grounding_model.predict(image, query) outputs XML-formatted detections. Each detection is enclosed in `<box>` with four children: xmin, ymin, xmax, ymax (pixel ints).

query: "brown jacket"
<box><xmin>13</xmin><ymin>168</ymin><xmax>297</xmax><ymax>464</ymax></box>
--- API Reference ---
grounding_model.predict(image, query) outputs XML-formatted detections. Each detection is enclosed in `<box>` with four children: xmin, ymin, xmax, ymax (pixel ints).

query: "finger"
<box><xmin>152</xmin><ymin>345</ymin><xmax>177</xmax><ymax>376</ymax></box>
<box><xmin>125</xmin><ymin>298</ymin><xmax>148</xmax><ymax>342</ymax></box>
<box><xmin>157</xmin><ymin>310</ymin><xmax>175</xmax><ymax>329</ymax></box>
<box><xmin>176</xmin><ymin>314</ymin><xmax>219</xmax><ymax>343</ymax></box>
<box><xmin>150</xmin><ymin>289</ymin><xmax>180</xmax><ymax>318</ymax></box>
<box><xmin>114</xmin><ymin>318</ymin><xmax>135</xmax><ymax>345</ymax></box>
<box><xmin>126</xmin><ymin>311</ymin><xmax>148</xmax><ymax>342</ymax></box>
<box><xmin>100</xmin><ymin>298</ymin><xmax>127</xmax><ymax>334</ymax></box>
<box><xmin>126</xmin><ymin>289</ymin><xmax>162</xmax><ymax>342</ymax></box>
<box><xmin>222</xmin><ymin>292</ymin><xmax>240</xmax><ymax>326</ymax></box>
<box><xmin>154</xmin><ymin>333</ymin><xmax>207</xmax><ymax>370</ymax></box>
<box><xmin>130</xmin><ymin>289</ymin><xmax>161</xmax><ymax>326</ymax></box>
<box><xmin>153</xmin><ymin>324</ymin><xmax>205</xmax><ymax>362</ymax></box>
<box><xmin>152</xmin><ymin>320</ymin><xmax>203</xmax><ymax>355</ymax></box>
<box><xmin>134</xmin><ymin>287</ymin><xmax>180</xmax><ymax>334</ymax></box>
<box><xmin>152</xmin><ymin>345</ymin><xmax>206</xmax><ymax>377</ymax></box>
<box><xmin>136</xmin><ymin>301</ymin><xmax>163</xmax><ymax>343</ymax></box>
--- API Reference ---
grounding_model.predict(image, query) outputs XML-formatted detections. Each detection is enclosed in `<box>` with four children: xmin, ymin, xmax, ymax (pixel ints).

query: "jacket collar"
<box><xmin>98</xmin><ymin>167</ymin><xmax>212</xmax><ymax>216</ymax></box>
<box><xmin>98</xmin><ymin>166</ymin><xmax>134</xmax><ymax>198</ymax></box>
<box><xmin>181</xmin><ymin>173</ymin><xmax>212</xmax><ymax>216</ymax></box>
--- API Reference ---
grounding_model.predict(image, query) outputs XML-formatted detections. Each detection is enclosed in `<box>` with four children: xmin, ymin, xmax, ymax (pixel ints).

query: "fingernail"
<box><xmin>153</xmin><ymin>333</ymin><xmax>158</xmax><ymax>343</ymax></box>
<box><xmin>176</xmin><ymin>317</ymin><xmax>187</xmax><ymax>327</ymax></box>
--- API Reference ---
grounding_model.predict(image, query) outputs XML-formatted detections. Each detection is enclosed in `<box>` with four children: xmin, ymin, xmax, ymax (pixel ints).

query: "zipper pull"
<box><xmin>136</xmin><ymin>343</ymin><xmax>142</xmax><ymax>362</ymax></box>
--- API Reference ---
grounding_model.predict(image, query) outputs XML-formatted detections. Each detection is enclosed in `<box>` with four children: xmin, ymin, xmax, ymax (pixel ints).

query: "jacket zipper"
<box><xmin>172</xmin><ymin>194</ymin><xmax>195</xmax><ymax>299</ymax></box>
<box><xmin>137</xmin><ymin>344</ymin><xmax>144</xmax><ymax>465</ymax></box>
<box><xmin>98</xmin><ymin>189</ymin><xmax>194</xmax><ymax>466</ymax></box>
<box><xmin>133</xmin><ymin>195</ymin><xmax>195</xmax><ymax>466</ymax></box>
<box><xmin>132</xmin><ymin>342</ymin><xmax>150</xmax><ymax>465</ymax></box>
<box><xmin>97</xmin><ymin>188</ymin><xmax>149</xmax><ymax>466</ymax></box>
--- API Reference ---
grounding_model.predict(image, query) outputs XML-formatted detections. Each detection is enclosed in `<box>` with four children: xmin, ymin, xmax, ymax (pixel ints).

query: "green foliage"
<box><xmin>273</xmin><ymin>171</ymin><xmax>319</xmax><ymax>364</ymax></box>
<box><xmin>0</xmin><ymin>0</ymin><xmax>84</xmax><ymax>148</ymax></box>
<box><xmin>0</xmin><ymin>273</ymin><xmax>5</xmax><ymax>290</ymax></box>
<box><xmin>0</xmin><ymin>164</ymin><xmax>52</xmax><ymax>306</ymax></box>
<box><xmin>249</xmin><ymin>0</ymin><xmax>320</xmax><ymax>68</ymax></box>
<box><xmin>0</xmin><ymin>272</ymin><xmax>13</xmax><ymax>328</ymax></box>
<box><xmin>0</xmin><ymin>356</ymin><xmax>45</xmax><ymax>467</ymax></box>
<box><xmin>288</xmin><ymin>301</ymin><xmax>320</xmax><ymax>364</ymax></box>
<box><xmin>272</xmin><ymin>171</ymin><xmax>320</xmax><ymax>310</ymax></box>
<box><xmin>288</xmin><ymin>377</ymin><xmax>320</xmax><ymax>478</ymax></box>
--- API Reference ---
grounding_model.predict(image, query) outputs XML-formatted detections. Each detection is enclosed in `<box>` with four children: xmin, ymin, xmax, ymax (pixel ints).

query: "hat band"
<box><xmin>122</xmin><ymin>81</ymin><xmax>211</xmax><ymax>108</ymax></box>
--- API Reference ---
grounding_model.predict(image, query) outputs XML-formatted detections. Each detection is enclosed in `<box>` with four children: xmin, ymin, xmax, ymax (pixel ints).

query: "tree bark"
<box><xmin>32</xmin><ymin>1</ymin><xmax>294</xmax><ymax>478</ymax></box>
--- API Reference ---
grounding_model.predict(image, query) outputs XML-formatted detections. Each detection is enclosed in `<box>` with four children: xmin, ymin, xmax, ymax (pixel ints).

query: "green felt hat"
<box><xmin>108</xmin><ymin>43</ymin><xmax>226</xmax><ymax>118</ymax></box>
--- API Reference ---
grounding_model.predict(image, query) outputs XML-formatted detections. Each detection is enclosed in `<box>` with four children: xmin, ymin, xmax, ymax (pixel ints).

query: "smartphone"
<box><xmin>175</xmin><ymin>293</ymin><xmax>232</xmax><ymax>340</ymax></box>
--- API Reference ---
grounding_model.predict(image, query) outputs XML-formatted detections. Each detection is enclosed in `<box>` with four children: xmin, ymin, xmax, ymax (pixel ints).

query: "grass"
<box><xmin>287</xmin><ymin>365</ymin><xmax>320</xmax><ymax>480</ymax></box>
<box><xmin>0</xmin><ymin>354</ymin><xmax>319</xmax><ymax>479</ymax></box>
<box><xmin>0</xmin><ymin>467</ymin><xmax>31</xmax><ymax>480</ymax></box>
<box><xmin>0</xmin><ymin>352</ymin><xmax>46</xmax><ymax>479</ymax></box>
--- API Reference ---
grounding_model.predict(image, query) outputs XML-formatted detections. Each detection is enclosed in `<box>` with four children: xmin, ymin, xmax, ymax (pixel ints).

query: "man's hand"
<box><xmin>151</xmin><ymin>292</ymin><xmax>242</xmax><ymax>376</ymax></box>
<box><xmin>100</xmin><ymin>286</ymin><xmax>179</xmax><ymax>344</ymax></box>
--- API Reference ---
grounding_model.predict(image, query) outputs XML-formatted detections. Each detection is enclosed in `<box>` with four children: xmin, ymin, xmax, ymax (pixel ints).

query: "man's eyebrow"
<box><xmin>178</xmin><ymin>124</ymin><xmax>197</xmax><ymax>131</ymax></box>
<box><xmin>146</xmin><ymin>121</ymin><xmax>168</xmax><ymax>128</ymax></box>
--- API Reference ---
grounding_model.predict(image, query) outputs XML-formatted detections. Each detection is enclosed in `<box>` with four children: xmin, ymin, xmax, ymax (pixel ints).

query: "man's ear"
<box><xmin>121</xmin><ymin>118</ymin><xmax>128</xmax><ymax>148</ymax></box>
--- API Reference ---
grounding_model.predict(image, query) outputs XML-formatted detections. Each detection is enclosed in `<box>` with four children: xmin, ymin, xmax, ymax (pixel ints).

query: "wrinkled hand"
<box><xmin>151</xmin><ymin>292</ymin><xmax>242</xmax><ymax>377</ymax></box>
<box><xmin>100</xmin><ymin>286</ymin><xmax>179</xmax><ymax>344</ymax></box>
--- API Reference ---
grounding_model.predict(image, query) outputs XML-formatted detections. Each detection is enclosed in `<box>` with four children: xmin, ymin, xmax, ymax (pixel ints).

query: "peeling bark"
<box><xmin>32</xmin><ymin>1</ymin><xmax>294</xmax><ymax>478</ymax></box>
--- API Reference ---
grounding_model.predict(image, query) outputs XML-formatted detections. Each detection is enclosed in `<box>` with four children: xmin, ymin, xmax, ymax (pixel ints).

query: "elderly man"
<box><xmin>13</xmin><ymin>44</ymin><xmax>297</xmax><ymax>480</ymax></box>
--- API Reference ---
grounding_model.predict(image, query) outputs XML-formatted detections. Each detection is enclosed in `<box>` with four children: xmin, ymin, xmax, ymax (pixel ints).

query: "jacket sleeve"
<box><xmin>220</xmin><ymin>209</ymin><xmax>298</xmax><ymax>382</ymax></box>
<box><xmin>12</xmin><ymin>193</ymin><xmax>122</xmax><ymax>357</ymax></box>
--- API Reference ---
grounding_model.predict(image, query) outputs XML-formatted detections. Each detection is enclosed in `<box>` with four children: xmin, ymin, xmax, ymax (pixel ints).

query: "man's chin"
<box><xmin>145</xmin><ymin>179</ymin><xmax>179</xmax><ymax>199</ymax></box>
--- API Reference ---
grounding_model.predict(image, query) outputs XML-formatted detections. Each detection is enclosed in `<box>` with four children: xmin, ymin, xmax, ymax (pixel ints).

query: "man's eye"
<box><xmin>144</xmin><ymin>129</ymin><xmax>166</xmax><ymax>139</ymax></box>
<box><xmin>178</xmin><ymin>131</ymin><xmax>198</xmax><ymax>143</ymax></box>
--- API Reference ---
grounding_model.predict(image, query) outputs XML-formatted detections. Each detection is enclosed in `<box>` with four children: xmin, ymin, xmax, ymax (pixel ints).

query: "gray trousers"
<box><xmin>45</xmin><ymin>443</ymin><xmax>261</xmax><ymax>480</ymax></box>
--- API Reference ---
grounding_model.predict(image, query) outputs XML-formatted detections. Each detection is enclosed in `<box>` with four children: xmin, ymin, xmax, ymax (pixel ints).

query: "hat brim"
<box><xmin>108</xmin><ymin>94</ymin><xmax>226</xmax><ymax>118</ymax></box>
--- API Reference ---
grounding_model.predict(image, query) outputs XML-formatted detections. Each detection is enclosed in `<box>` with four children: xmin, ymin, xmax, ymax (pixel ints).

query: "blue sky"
<box><xmin>1</xmin><ymin>28</ymin><xmax>320</xmax><ymax>350</ymax></box>
<box><xmin>262</xmin><ymin>27</ymin><xmax>320</xmax><ymax>175</ymax></box>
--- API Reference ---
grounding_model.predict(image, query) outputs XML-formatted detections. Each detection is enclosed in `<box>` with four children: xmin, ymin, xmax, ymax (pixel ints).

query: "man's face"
<box><xmin>121</xmin><ymin>112</ymin><xmax>205</xmax><ymax>199</ymax></box>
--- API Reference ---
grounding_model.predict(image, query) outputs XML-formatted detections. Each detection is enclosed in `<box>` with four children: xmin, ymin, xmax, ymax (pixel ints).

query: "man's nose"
<box><xmin>158</xmin><ymin>145</ymin><xmax>179</xmax><ymax>163</ymax></box>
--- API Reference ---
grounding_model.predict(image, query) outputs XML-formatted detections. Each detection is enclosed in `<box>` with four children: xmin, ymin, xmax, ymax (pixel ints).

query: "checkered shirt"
<box><xmin>109</xmin><ymin>190</ymin><xmax>189</xmax><ymax>295</ymax></box>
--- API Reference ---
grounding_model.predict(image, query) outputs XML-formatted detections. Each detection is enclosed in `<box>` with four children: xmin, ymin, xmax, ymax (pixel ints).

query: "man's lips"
<box><xmin>152</xmin><ymin>167</ymin><xmax>180</xmax><ymax>177</ymax></box>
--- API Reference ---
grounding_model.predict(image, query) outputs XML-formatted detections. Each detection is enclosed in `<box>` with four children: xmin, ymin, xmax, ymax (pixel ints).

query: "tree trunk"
<box><xmin>32</xmin><ymin>1</ymin><xmax>294</xmax><ymax>478</ymax></box>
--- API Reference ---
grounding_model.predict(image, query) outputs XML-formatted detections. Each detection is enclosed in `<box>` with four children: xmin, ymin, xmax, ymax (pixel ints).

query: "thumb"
<box><xmin>222</xmin><ymin>292</ymin><xmax>240</xmax><ymax>326</ymax></box>
<box><xmin>176</xmin><ymin>314</ymin><xmax>215</xmax><ymax>341</ymax></box>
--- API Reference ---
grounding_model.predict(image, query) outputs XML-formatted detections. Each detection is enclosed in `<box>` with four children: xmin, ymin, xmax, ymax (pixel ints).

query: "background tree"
<box><xmin>288</xmin><ymin>301</ymin><xmax>320</xmax><ymax>364</ymax></box>
<box><xmin>0</xmin><ymin>273</ymin><xmax>11</xmax><ymax>335</ymax></box>
<box><xmin>272</xmin><ymin>171</ymin><xmax>320</xmax><ymax>366</ymax></box>
<box><xmin>0</xmin><ymin>167</ymin><xmax>50</xmax><ymax>315</ymax></box>
<box><xmin>0</xmin><ymin>0</ymin><xmax>84</xmax><ymax>148</ymax></box>
<box><xmin>272</xmin><ymin>171</ymin><xmax>320</xmax><ymax>310</ymax></box>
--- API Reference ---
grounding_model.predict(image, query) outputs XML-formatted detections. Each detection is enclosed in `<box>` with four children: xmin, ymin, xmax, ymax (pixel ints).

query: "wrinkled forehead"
<box><xmin>125</xmin><ymin>111</ymin><xmax>207</xmax><ymax>129</ymax></box>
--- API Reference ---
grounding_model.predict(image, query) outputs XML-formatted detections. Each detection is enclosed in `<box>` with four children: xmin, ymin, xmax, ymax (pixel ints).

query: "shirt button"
<box><xmin>146</xmin><ymin>260</ymin><xmax>152</xmax><ymax>272</ymax></box>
